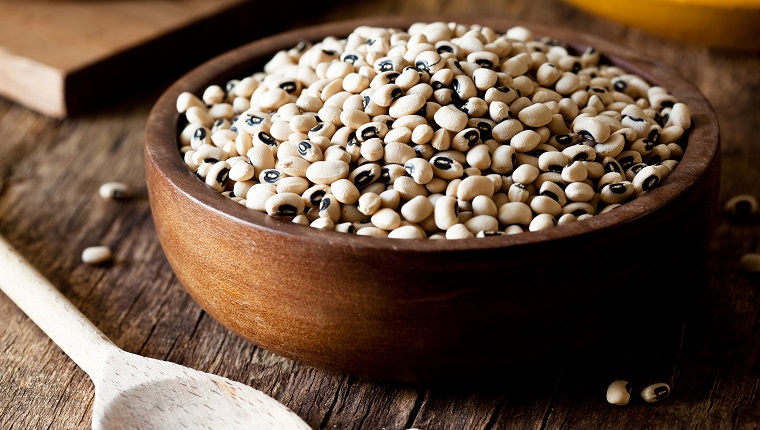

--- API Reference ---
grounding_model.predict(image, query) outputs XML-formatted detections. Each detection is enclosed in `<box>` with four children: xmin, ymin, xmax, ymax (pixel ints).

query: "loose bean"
<box><xmin>640</xmin><ymin>383</ymin><xmax>670</xmax><ymax>403</ymax></box>
<box><xmin>606</xmin><ymin>380</ymin><xmax>632</xmax><ymax>406</ymax></box>
<box><xmin>724</xmin><ymin>194</ymin><xmax>758</xmax><ymax>216</ymax></box>
<box><xmin>81</xmin><ymin>246</ymin><xmax>113</xmax><ymax>265</ymax></box>
<box><xmin>99</xmin><ymin>182</ymin><xmax>130</xmax><ymax>200</ymax></box>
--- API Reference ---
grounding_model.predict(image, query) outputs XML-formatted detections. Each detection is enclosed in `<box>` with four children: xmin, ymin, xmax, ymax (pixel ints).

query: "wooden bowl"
<box><xmin>145</xmin><ymin>17</ymin><xmax>720</xmax><ymax>382</ymax></box>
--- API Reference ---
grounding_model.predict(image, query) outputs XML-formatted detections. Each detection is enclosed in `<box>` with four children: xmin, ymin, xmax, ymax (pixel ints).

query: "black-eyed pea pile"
<box><xmin>177</xmin><ymin>22</ymin><xmax>692</xmax><ymax>239</ymax></box>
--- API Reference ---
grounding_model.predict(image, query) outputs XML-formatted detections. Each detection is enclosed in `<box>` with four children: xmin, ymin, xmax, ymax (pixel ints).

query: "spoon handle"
<box><xmin>0</xmin><ymin>235</ymin><xmax>117</xmax><ymax>380</ymax></box>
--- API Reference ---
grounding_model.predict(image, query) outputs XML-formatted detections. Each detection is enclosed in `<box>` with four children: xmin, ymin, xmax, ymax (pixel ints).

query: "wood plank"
<box><xmin>0</xmin><ymin>0</ymin><xmax>255</xmax><ymax>117</ymax></box>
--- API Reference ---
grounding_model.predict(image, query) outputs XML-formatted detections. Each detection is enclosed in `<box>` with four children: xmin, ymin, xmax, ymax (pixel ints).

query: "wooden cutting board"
<box><xmin>0</xmin><ymin>0</ymin><xmax>260</xmax><ymax>118</ymax></box>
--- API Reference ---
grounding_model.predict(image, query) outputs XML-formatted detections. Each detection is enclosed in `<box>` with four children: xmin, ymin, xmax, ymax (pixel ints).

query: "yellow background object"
<box><xmin>564</xmin><ymin>0</ymin><xmax>760</xmax><ymax>50</ymax></box>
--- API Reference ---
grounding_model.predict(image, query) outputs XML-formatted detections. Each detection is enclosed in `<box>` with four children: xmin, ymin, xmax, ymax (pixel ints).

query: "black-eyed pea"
<box><xmin>555</xmin><ymin>72</ymin><xmax>580</xmax><ymax>96</ymax></box>
<box><xmin>472</xmin><ymin>67</ymin><xmax>498</xmax><ymax>91</ymax></box>
<box><xmin>616</xmin><ymin>150</ymin><xmax>643</xmax><ymax>172</ymax></box>
<box><xmin>245</xmin><ymin>183</ymin><xmax>277</xmax><ymax>212</ymax></box>
<box><xmin>99</xmin><ymin>182</ymin><xmax>130</xmax><ymax>200</ymax></box>
<box><xmin>388</xmin><ymin>225</ymin><xmax>427</xmax><ymax>239</ymax></box>
<box><xmin>472</xmin><ymin>195</ymin><xmax>498</xmax><ymax>217</ymax></box>
<box><xmin>529</xmin><ymin>213</ymin><xmax>557</xmax><ymax>231</ymax></box>
<box><xmin>665</xmin><ymin>102</ymin><xmax>691</xmax><ymax>129</ymax></box>
<box><xmin>413</xmin><ymin>144</ymin><xmax>435</xmax><ymax>160</ymax></box>
<box><xmin>595</xmin><ymin>133</ymin><xmax>626</xmax><ymax>158</ymax></box>
<box><xmin>465</xmin><ymin>215</ymin><xmax>500</xmax><ymax>235</ymax></box>
<box><xmin>434</xmin><ymin>195</ymin><xmax>459</xmax><ymax>230</ymax></box>
<box><xmin>507</xmin><ymin>183</ymin><xmax>530</xmax><ymax>203</ymax></box>
<box><xmin>600</xmin><ymin>181</ymin><xmax>634</xmax><ymax>204</ymax></box>
<box><xmin>346</xmin><ymin>162</ymin><xmax>381</xmax><ymax>188</ymax></box>
<box><xmin>640</xmin><ymin>383</ymin><xmax>670</xmax><ymax>403</ymax></box>
<box><xmin>598</xmin><ymin>172</ymin><xmax>624</xmax><ymax>190</ymax></box>
<box><xmin>404</xmin><ymin>158</ymin><xmax>434</xmax><ymax>185</ymax></box>
<box><xmin>538</xmin><ymin>151</ymin><xmax>569</xmax><ymax>173</ymax></box>
<box><xmin>357</xmin><ymin>121</ymin><xmax>390</xmax><ymax>141</ymax></box>
<box><xmin>334</xmin><ymin>222</ymin><xmax>358</xmax><ymax>234</ymax></box>
<box><xmin>411</xmin><ymin>124</ymin><xmax>435</xmax><ymax>144</ymax></box>
<box><xmin>376</xmin><ymin>164</ymin><xmax>405</xmax><ymax>184</ymax></box>
<box><xmin>530</xmin><ymin>195</ymin><xmax>562</xmax><ymax>217</ymax></box>
<box><xmin>539</xmin><ymin>181</ymin><xmax>567</xmax><ymax>206</ymax></box>
<box><xmin>497</xmin><ymin>201</ymin><xmax>532</xmax><ymax>226</ymax></box>
<box><xmin>434</xmin><ymin>105</ymin><xmax>469</xmax><ymax>132</ymax></box>
<box><xmin>293</xmin><ymin>139</ymin><xmax>323</xmax><ymax>163</ymax></box>
<box><xmin>358</xmin><ymin>137</ymin><xmax>384</xmax><ymax>162</ymax></box>
<box><xmin>445</xmin><ymin>223</ymin><xmax>475</xmax><ymax>239</ymax></box>
<box><xmin>430</xmin><ymin>155</ymin><xmax>465</xmax><ymax>180</ymax></box>
<box><xmin>561</xmin><ymin>160</ymin><xmax>588</xmax><ymax>183</ymax></box>
<box><xmin>385</xmin><ymin>127</ymin><xmax>413</xmax><ymax>145</ymax></box>
<box><xmin>516</xmin><ymin>103</ymin><xmax>553</xmax><ymax>128</ymax></box>
<box><xmin>645</xmin><ymin>145</ymin><xmax>672</xmax><ymax>168</ymax></box>
<box><xmin>265</xmin><ymin>192</ymin><xmax>305</xmax><ymax>217</ymax></box>
<box><xmin>276</xmin><ymin>156</ymin><xmax>310</xmax><ymax>178</ymax></box>
<box><xmin>395</xmin><ymin>67</ymin><xmax>422</xmax><ymax>90</ymax></box>
<box><xmin>340</xmin><ymin>203</ymin><xmax>369</xmax><ymax>223</ymax></box>
<box><xmin>394</xmin><ymin>176</ymin><xmax>429</xmax><ymax>201</ymax></box>
<box><xmin>430</xmin><ymin>128</ymin><xmax>452</xmax><ymax>151</ymax></box>
<box><xmin>511</xmin><ymin>164</ymin><xmax>540</xmax><ymax>185</ymax></box>
<box><xmin>305</xmin><ymin>160</ymin><xmax>350</xmax><ymax>185</ymax></box>
<box><xmin>229</xmin><ymin>160</ymin><xmax>256</xmax><ymax>182</ymax></box>
<box><xmin>557</xmin><ymin>213</ymin><xmax>577</xmax><ymax>225</ymax></box>
<box><xmin>632</xmin><ymin>165</ymin><xmax>661</xmax><ymax>195</ymax></box>
<box><xmin>204</xmin><ymin>161</ymin><xmax>231</xmax><ymax>193</ymax></box>
<box><xmin>330</xmin><ymin>179</ymin><xmax>361</xmax><ymax>204</ymax></box>
<box><xmin>564</xmin><ymin>182</ymin><xmax>595</xmax><ymax>202</ymax></box>
<box><xmin>379</xmin><ymin>189</ymin><xmax>401</xmax><ymax>210</ymax></box>
<box><xmin>460</xmin><ymin>97</ymin><xmax>489</xmax><ymax>118</ymax></box>
<box><xmin>357</xmin><ymin>192</ymin><xmax>382</xmax><ymax>216</ymax></box>
<box><xmin>338</xmin><ymin>109</ymin><xmax>369</xmax><ymax>130</ymax></box>
<box><xmin>318</xmin><ymin>105</ymin><xmax>343</xmax><ymax>127</ymax></box>
<box><xmin>562</xmin><ymin>202</ymin><xmax>596</xmax><ymax>217</ymax></box>
<box><xmin>510</xmin><ymin>130</ymin><xmax>541</xmax><ymax>153</ymax></box>
<box><xmin>357</xmin><ymin>226</ymin><xmax>389</xmax><ymax>237</ymax></box>
<box><xmin>302</xmin><ymin>184</ymin><xmax>330</xmax><ymax>208</ymax></box>
<box><xmin>292</xmin><ymin>214</ymin><xmax>310</xmax><ymax>225</ymax></box>
<box><xmin>192</xmin><ymin>145</ymin><xmax>228</xmax><ymax>166</ymax></box>
<box><xmin>534</xmin><ymin>172</ymin><xmax>565</xmax><ymax>191</ymax></box>
<box><xmin>573</xmin><ymin>116</ymin><xmax>611</xmax><ymax>144</ymax></box>
<box><xmin>273</xmin><ymin>176</ymin><xmax>308</xmax><ymax>195</ymax></box>
<box><xmin>310</xmin><ymin>217</ymin><xmax>335</xmax><ymax>230</ymax></box>
<box><xmin>724</xmin><ymin>194</ymin><xmax>759</xmax><ymax>216</ymax></box>
<box><xmin>318</xmin><ymin>194</ymin><xmax>342</xmax><ymax>222</ymax></box>
<box><xmin>233</xmin><ymin>180</ymin><xmax>256</xmax><ymax>198</ymax></box>
<box><xmin>323</xmin><ymin>146</ymin><xmax>352</xmax><ymax>164</ymax></box>
<box><xmin>546</xmin><ymin>132</ymin><xmax>581</xmax><ymax>150</ymax></box>
<box><xmin>451</xmin><ymin>128</ymin><xmax>480</xmax><ymax>152</ymax></box>
<box><xmin>372</xmin><ymin>83</ymin><xmax>403</xmax><ymax>107</ymax></box>
<box><xmin>371</xmin><ymin>207</ymin><xmax>402</xmax><ymax>230</ymax></box>
<box><xmin>509</xmin><ymin>96</ymin><xmax>533</xmax><ymax>119</ymax></box>
<box><xmin>425</xmin><ymin>177</ymin><xmax>449</xmax><ymax>194</ymax></box>
<box><xmin>562</xmin><ymin>144</ymin><xmax>597</xmax><ymax>162</ymax></box>
<box><xmin>606</xmin><ymin>380</ymin><xmax>632</xmax><ymax>406</ymax></box>
<box><xmin>177</xmin><ymin>91</ymin><xmax>205</xmax><ymax>114</ymax></box>
<box><xmin>388</xmin><ymin>93</ymin><xmax>426</xmax><ymax>118</ymax></box>
<box><xmin>383</xmin><ymin>141</ymin><xmax>416</xmax><ymax>165</ymax></box>
<box><xmin>400</xmin><ymin>195</ymin><xmax>434</xmax><ymax>223</ymax></box>
<box><xmin>503</xmin><ymin>224</ymin><xmax>523</xmax><ymax>235</ymax></box>
<box><xmin>457</xmin><ymin>175</ymin><xmax>494</xmax><ymax>201</ymax></box>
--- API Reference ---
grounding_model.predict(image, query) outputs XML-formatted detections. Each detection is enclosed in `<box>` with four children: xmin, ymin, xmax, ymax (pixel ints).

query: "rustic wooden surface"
<box><xmin>0</xmin><ymin>0</ymin><xmax>758</xmax><ymax>428</ymax></box>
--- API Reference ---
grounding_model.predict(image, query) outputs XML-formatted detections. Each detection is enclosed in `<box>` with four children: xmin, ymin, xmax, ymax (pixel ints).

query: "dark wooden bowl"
<box><xmin>145</xmin><ymin>16</ymin><xmax>720</xmax><ymax>382</ymax></box>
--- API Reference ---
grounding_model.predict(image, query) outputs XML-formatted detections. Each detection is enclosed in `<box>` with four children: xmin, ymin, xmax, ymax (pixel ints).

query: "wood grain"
<box><xmin>1</xmin><ymin>0</ymin><xmax>759</xmax><ymax>428</ymax></box>
<box><xmin>0</xmin><ymin>0</ymin><xmax>279</xmax><ymax>118</ymax></box>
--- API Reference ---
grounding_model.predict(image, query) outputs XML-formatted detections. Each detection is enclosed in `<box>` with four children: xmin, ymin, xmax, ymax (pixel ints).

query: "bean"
<box><xmin>404</xmin><ymin>158</ymin><xmax>434</xmax><ymax>185</ymax></box>
<box><xmin>740</xmin><ymin>254</ymin><xmax>760</xmax><ymax>272</ymax></box>
<box><xmin>512</xmin><ymin>164</ymin><xmax>540</xmax><ymax>185</ymax></box>
<box><xmin>606</xmin><ymin>380</ymin><xmax>632</xmax><ymax>406</ymax></box>
<box><xmin>724</xmin><ymin>194</ymin><xmax>758</xmax><ymax>216</ymax></box>
<box><xmin>458</xmin><ymin>175</ymin><xmax>494</xmax><ymax>201</ymax></box>
<box><xmin>99</xmin><ymin>182</ymin><xmax>130</xmax><ymax>200</ymax></box>
<box><xmin>528</xmin><ymin>213</ymin><xmax>557</xmax><ymax>231</ymax></box>
<box><xmin>632</xmin><ymin>165</ymin><xmax>661</xmax><ymax>195</ymax></box>
<box><xmin>434</xmin><ymin>105</ymin><xmax>469</xmax><ymax>132</ymax></box>
<box><xmin>640</xmin><ymin>383</ymin><xmax>670</xmax><ymax>403</ymax></box>
<box><xmin>265</xmin><ymin>192</ymin><xmax>305</xmax><ymax>216</ymax></box>
<box><xmin>445</xmin><ymin>223</ymin><xmax>475</xmax><ymax>239</ymax></box>
<box><xmin>245</xmin><ymin>183</ymin><xmax>276</xmax><ymax>212</ymax></box>
<box><xmin>517</xmin><ymin>103</ymin><xmax>553</xmax><ymax>127</ymax></box>
<box><xmin>306</xmin><ymin>160</ymin><xmax>350</xmax><ymax>185</ymax></box>
<box><xmin>400</xmin><ymin>195</ymin><xmax>435</xmax><ymax>223</ymax></box>
<box><xmin>81</xmin><ymin>246</ymin><xmax>113</xmax><ymax>265</ymax></box>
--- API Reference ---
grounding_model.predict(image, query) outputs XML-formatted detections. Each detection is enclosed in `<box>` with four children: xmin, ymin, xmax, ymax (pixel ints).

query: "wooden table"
<box><xmin>1</xmin><ymin>0</ymin><xmax>758</xmax><ymax>428</ymax></box>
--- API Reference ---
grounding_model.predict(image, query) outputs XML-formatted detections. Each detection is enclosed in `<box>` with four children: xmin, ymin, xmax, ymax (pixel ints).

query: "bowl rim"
<box><xmin>145</xmin><ymin>15</ymin><xmax>720</xmax><ymax>253</ymax></box>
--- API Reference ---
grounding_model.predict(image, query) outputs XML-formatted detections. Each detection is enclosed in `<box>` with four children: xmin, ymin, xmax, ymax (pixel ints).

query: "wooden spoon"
<box><xmin>0</xmin><ymin>235</ymin><xmax>311</xmax><ymax>430</ymax></box>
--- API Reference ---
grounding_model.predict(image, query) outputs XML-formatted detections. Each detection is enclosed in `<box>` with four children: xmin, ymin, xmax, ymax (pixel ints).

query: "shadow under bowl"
<box><xmin>145</xmin><ymin>16</ymin><xmax>720</xmax><ymax>382</ymax></box>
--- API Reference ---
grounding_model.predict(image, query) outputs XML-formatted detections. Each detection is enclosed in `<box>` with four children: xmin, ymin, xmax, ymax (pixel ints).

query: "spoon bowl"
<box><xmin>0</xmin><ymin>235</ymin><xmax>310</xmax><ymax>430</ymax></box>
